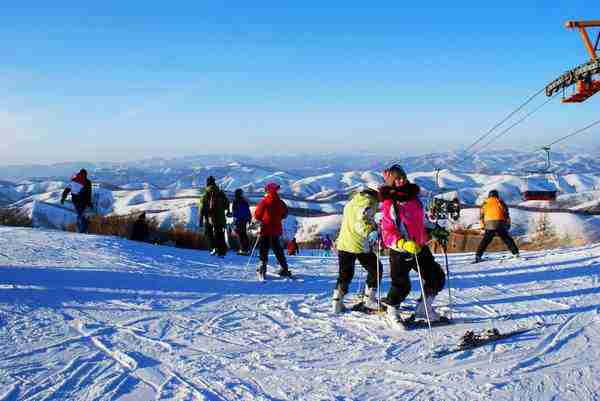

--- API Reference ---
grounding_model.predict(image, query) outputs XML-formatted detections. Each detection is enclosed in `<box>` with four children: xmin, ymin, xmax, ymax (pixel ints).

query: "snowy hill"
<box><xmin>2</xmin><ymin>226</ymin><xmax>600</xmax><ymax>400</ymax></box>
<box><xmin>0</xmin><ymin>182</ymin><xmax>20</xmax><ymax>206</ymax></box>
<box><xmin>3</xmin><ymin>150</ymin><xmax>600</xmax><ymax>242</ymax></box>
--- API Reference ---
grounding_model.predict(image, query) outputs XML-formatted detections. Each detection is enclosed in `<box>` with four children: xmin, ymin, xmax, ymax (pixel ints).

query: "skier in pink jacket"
<box><xmin>379</xmin><ymin>164</ymin><xmax>445</xmax><ymax>323</ymax></box>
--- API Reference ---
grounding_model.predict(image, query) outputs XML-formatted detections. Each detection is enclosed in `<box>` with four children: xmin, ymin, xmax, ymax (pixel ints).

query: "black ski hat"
<box><xmin>488</xmin><ymin>190</ymin><xmax>499</xmax><ymax>198</ymax></box>
<box><xmin>235</xmin><ymin>188</ymin><xmax>243</xmax><ymax>198</ymax></box>
<box><xmin>385</xmin><ymin>164</ymin><xmax>407</xmax><ymax>179</ymax></box>
<box><xmin>206</xmin><ymin>176</ymin><xmax>216</xmax><ymax>186</ymax></box>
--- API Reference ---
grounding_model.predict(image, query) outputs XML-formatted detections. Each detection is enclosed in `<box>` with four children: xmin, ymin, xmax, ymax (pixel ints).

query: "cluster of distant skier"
<box><xmin>61</xmin><ymin>163</ymin><xmax>520</xmax><ymax>323</ymax></box>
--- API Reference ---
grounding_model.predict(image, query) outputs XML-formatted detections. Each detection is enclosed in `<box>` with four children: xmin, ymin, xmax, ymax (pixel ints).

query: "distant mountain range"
<box><xmin>3</xmin><ymin>149</ymin><xmax>600</xmax><ymax>243</ymax></box>
<box><xmin>2</xmin><ymin>149</ymin><xmax>600</xmax><ymax>185</ymax></box>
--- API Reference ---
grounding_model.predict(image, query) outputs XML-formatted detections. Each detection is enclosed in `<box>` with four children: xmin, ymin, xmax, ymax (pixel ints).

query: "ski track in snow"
<box><xmin>1</xmin><ymin>226</ymin><xmax>600</xmax><ymax>400</ymax></box>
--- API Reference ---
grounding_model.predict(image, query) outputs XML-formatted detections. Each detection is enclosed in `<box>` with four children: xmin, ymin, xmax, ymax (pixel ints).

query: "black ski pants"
<box><xmin>335</xmin><ymin>250</ymin><xmax>382</xmax><ymax>295</ymax></box>
<box><xmin>205</xmin><ymin>223</ymin><xmax>227</xmax><ymax>256</ymax></box>
<box><xmin>476</xmin><ymin>228</ymin><xmax>519</xmax><ymax>259</ymax></box>
<box><xmin>235</xmin><ymin>220</ymin><xmax>249</xmax><ymax>253</ymax></box>
<box><xmin>259</xmin><ymin>235</ymin><xmax>288</xmax><ymax>269</ymax></box>
<box><xmin>387</xmin><ymin>246</ymin><xmax>446</xmax><ymax>306</ymax></box>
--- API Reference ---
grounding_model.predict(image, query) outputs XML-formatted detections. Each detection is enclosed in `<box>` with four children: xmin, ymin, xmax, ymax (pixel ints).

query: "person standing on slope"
<box><xmin>287</xmin><ymin>237</ymin><xmax>300</xmax><ymax>256</ymax></box>
<box><xmin>331</xmin><ymin>187</ymin><xmax>382</xmax><ymax>313</ymax></box>
<box><xmin>474</xmin><ymin>190</ymin><xmax>519</xmax><ymax>263</ymax></box>
<box><xmin>60</xmin><ymin>169</ymin><xmax>93</xmax><ymax>233</ymax></box>
<box><xmin>200</xmin><ymin>176</ymin><xmax>229</xmax><ymax>257</ymax></box>
<box><xmin>321</xmin><ymin>234</ymin><xmax>333</xmax><ymax>257</ymax></box>
<box><xmin>130</xmin><ymin>212</ymin><xmax>150</xmax><ymax>242</ymax></box>
<box><xmin>379</xmin><ymin>164</ymin><xmax>446</xmax><ymax>323</ymax></box>
<box><xmin>254</xmin><ymin>182</ymin><xmax>292</xmax><ymax>278</ymax></box>
<box><xmin>232</xmin><ymin>188</ymin><xmax>252</xmax><ymax>255</ymax></box>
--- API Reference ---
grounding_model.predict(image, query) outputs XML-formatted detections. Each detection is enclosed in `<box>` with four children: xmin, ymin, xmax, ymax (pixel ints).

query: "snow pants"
<box><xmin>205</xmin><ymin>223</ymin><xmax>228</xmax><ymax>256</ymax></box>
<box><xmin>235</xmin><ymin>220</ymin><xmax>249</xmax><ymax>253</ymax></box>
<box><xmin>476</xmin><ymin>227</ymin><xmax>519</xmax><ymax>259</ymax></box>
<box><xmin>75</xmin><ymin>207</ymin><xmax>88</xmax><ymax>234</ymax></box>
<box><xmin>387</xmin><ymin>246</ymin><xmax>445</xmax><ymax>306</ymax></box>
<box><xmin>259</xmin><ymin>235</ymin><xmax>288</xmax><ymax>269</ymax></box>
<box><xmin>335</xmin><ymin>250</ymin><xmax>382</xmax><ymax>295</ymax></box>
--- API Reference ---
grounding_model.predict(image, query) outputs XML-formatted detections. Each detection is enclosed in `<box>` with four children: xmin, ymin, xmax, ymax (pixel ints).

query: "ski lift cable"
<box><xmin>462</xmin><ymin>86</ymin><xmax>546</xmax><ymax>156</ymax></box>
<box><xmin>472</xmin><ymin>93</ymin><xmax>559</xmax><ymax>155</ymax></box>
<box><xmin>543</xmin><ymin>118</ymin><xmax>600</xmax><ymax>149</ymax></box>
<box><xmin>456</xmin><ymin>87</ymin><xmax>554</xmax><ymax>165</ymax></box>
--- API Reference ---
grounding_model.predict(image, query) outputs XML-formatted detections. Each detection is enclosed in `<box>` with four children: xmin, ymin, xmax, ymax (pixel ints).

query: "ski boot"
<box><xmin>278</xmin><ymin>267</ymin><xmax>292</xmax><ymax>278</ymax></box>
<box><xmin>385</xmin><ymin>303</ymin><xmax>405</xmax><ymax>330</ymax></box>
<box><xmin>256</xmin><ymin>264</ymin><xmax>267</xmax><ymax>281</ymax></box>
<box><xmin>332</xmin><ymin>288</ymin><xmax>345</xmax><ymax>314</ymax></box>
<box><xmin>363</xmin><ymin>286</ymin><xmax>378</xmax><ymax>309</ymax></box>
<box><xmin>415</xmin><ymin>295</ymin><xmax>441</xmax><ymax>322</ymax></box>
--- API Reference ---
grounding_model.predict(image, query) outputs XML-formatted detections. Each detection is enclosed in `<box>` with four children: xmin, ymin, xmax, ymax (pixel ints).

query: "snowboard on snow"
<box><xmin>434</xmin><ymin>323</ymin><xmax>543</xmax><ymax>357</ymax></box>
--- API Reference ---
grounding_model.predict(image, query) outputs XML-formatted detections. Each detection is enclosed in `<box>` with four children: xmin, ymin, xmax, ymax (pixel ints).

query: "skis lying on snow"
<box><xmin>434</xmin><ymin>323</ymin><xmax>543</xmax><ymax>357</ymax></box>
<box><xmin>349</xmin><ymin>302</ymin><xmax>452</xmax><ymax>330</ymax></box>
<box><xmin>256</xmin><ymin>271</ymin><xmax>297</xmax><ymax>281</ymax></box>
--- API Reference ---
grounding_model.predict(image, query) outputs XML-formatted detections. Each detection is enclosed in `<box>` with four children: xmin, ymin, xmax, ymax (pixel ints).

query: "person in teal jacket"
<box><xmin>332</xmin><ymin>187</ymin><xmax>382</xmax><ymax>313</ymax></box>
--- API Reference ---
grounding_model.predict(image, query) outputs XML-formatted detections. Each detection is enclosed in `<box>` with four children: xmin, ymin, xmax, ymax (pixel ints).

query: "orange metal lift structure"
<box><xmin>545</xmin><ymin>20</ymin><xmax>600</xmax><ymax>103</ymax></box>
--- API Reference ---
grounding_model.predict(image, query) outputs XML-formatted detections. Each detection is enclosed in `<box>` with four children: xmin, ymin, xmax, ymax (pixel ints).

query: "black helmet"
<box><xmin>488</xmin><ymin>190</ymin><xmax>499</xmax><ymax>198</ymax></box>
<box><xmin>206</xmin><ymin>176</ymin><xmax>216</xmax><ymax>186</ymax></box>
<box><xmin>235</xmin><ymin>188</ymin><xmax>243</xmax><ymax>198</ymax></box>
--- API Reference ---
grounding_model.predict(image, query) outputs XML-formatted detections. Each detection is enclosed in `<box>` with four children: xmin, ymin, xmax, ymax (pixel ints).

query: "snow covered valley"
<box><xmin>1</xmin><ymin>226</ymin><xmax>600</xmax><ymax>400</ymax></box>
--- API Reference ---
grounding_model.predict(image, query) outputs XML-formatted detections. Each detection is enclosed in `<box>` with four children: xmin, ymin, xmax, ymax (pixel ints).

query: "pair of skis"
<box><xmin>256</xmin><ymin>270</ymin><xmax>296</xmax><ymax>281</ymax></box>
<box><xmin>349</xmin><ymin>301</ymin><xmax>542</xmax><ymax>356</ymax></box>
<box><xmin>434</xmin><ymin>322</ymin><xmax>544</xmax><ymax>357</ymax></box>
<box><xmin>349</xmin><ymin>301</ymin><xmax>453</xmax><ymax>330</ymax></box>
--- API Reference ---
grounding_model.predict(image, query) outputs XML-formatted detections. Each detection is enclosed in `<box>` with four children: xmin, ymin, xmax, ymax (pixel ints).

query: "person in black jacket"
<box><xmin>130</xmin><ymin>212</ymin><xmax>149</xmax><ymax>242</ymax></box>
<box><xmin>200</xmin><ymin>176</ymin><xmax>229</xmax><ymax>257</ymax></box>
<box><xmin>61</xmin><ymin>169</ymin><xmax>93</xmax><ymax>233</ymax></box>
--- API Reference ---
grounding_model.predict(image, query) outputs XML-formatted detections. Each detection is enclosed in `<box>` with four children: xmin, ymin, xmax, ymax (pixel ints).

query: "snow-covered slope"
<box><xmin>0</xmin><ymin>182</ymin><xmax>20</xmax><ymax>206</ymax></box>
<box><xmin>2</xmin><ymin>226</ymin><xmax>600</xmax><ymax>400</ymax></box>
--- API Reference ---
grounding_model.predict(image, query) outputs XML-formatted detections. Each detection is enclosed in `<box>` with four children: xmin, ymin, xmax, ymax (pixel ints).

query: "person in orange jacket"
<box><xmin>474</xmin><ymin>190</ymin><xmax>519</xmax><ymax>263</ymax></box>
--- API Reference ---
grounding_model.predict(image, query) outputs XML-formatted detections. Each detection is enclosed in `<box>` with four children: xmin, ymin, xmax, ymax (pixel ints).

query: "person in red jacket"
<box><xmin>254</xmin><ymin>182</ymin><xmax>292</xmax><ymax>278</ymax></box>
<box><xmin>287</xmin><ymin>237</ymin><xmax>299</xmax><ymax>256</ymax></box>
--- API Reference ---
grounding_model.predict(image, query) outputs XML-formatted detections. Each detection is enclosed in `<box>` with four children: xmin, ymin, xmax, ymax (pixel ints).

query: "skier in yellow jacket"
<box><xmin>332</xmin><ymin>187</ymin><xmax>382</xmax><ymax>313</ymax></box>
<box><xmin>475</xmin><ymin>190</ymin><xmax>519</xmax><ymax>263</ymax></box>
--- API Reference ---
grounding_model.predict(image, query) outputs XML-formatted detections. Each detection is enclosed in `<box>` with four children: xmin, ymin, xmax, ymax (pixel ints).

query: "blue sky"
<box><xmin>1</xmin><ymin>2</ymin><xmax>599</xmax><ymax>164</ymax></box>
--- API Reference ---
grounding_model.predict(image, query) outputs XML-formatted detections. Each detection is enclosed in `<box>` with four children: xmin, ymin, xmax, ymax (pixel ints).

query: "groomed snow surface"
<box><xmin>2</xmin><ymin>227</ymin><xmax>600</xmax><ymax>400</ymax></box>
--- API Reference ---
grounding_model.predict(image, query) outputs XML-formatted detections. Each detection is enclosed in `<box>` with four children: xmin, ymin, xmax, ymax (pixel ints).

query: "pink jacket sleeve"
<box><xmin>380</xmin><ymin>199</ymin><xmax>403</xmax><ymax>249</ymax></box>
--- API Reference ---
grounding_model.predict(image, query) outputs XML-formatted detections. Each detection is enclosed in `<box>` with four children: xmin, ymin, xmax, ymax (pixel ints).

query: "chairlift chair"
<box><xmin>520</xmin><ymin>147</ymin><xmax>558</xmax><ymax>202</ymax></box>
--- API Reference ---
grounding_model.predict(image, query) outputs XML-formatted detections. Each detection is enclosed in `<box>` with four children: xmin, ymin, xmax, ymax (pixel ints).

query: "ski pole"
<box><xmin>414</xmin><ymin>250</ymin><xmax>435</xmax><ymax>351</ymax></box>
<box><xmin>443</xmin><ymin>247</ymin><xmax>453</xmax><ymax>320</ymax></box>
<box><xmin>246</xmin><ymin>235</ymin><xmax>261</xmax><ymax>270</ymax></box>
<box><xmin>376</xmin><ymin>240</ymin><xmax>381</xmax><ymax>311</ymax></box>
<box><xmin>355</xmin><ymin>254</ymin><xmax>366</xmax><ymax>300</ymax></box>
